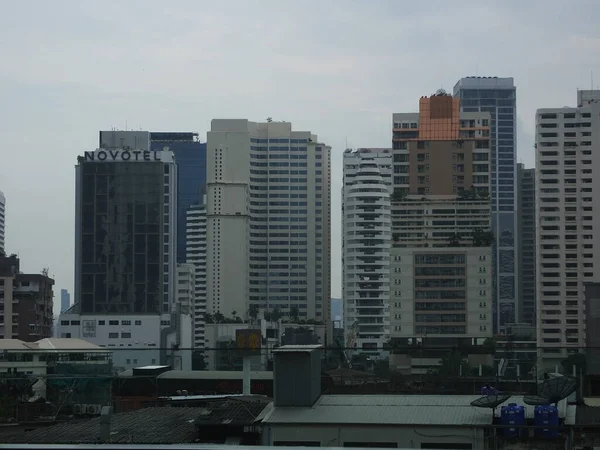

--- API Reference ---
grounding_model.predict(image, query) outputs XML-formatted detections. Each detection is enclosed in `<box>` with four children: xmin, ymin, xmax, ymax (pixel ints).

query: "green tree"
<box><xmin>289</xmin><ymin>306</ymin><xmax>299</xmax><ymax>322</ymax></box>
<box><xmin>271</xmin><ymin>307</ymin><xmax>282</xmax><ymax>322</ymax></box>
<box><xmin>203</xmin><ymin>313</ymin><xmax>214</xmax><ymax>324</ymax></box>
<box><xmin>249</xmin><ymin>305</ymin><xmax>259</xmax><ymax>321</ymax></box>
<box><xmin>214</xmin><ymin>312</ymin><xmax>225</xmax><ymax>324</ymax></box>
<box><xmin>447</xmin><ymin>233</ymin><xmax>461</xmax><ymax>247</ymax></box>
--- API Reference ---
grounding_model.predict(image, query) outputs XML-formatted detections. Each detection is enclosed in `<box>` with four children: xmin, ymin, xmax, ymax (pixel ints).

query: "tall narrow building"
<box><xmin>150</xmin><ymin>132</ymin><xmax>207</xmax><ymax>264</ymax></box>
<box><xmin>535</xmin><ymin>89</ymin><xmax>600</xmax><ymax>368</ymax></box>
<box><xmin>186</xmin><ymin>201</ymin><xmax>207</xmax><ymax>348</ymax></box>
<box><xmin>389</xmin><ymin>91</ymin><xmax>494</xmax><ymax>375</ymax></box>
<box><xmin>342</xmin><ymin>148</ymin><xmax>393</xmax><ymax>358</ymax></box>
<box><xmin>0</xmin><ymin>190</ymin><xmax>5</xmax><ymax>254</ymax></box>
<box><xmin>206</xmin><ymin>120</ymin><xmax>331</xmax><ymax>339</ymax></box>
<box><xmin>454</xmin><ymin>77</ymin><xmax>518</xmax><ymax>330</ymax></box>
<box><xmin>517</xmin><ymin>164</ymin><xmax>536</xmax><ymax>326</ymax></box>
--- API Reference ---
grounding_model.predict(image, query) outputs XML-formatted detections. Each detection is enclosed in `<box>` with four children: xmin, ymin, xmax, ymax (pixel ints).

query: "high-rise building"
<box><xmin>176</xmin><ymin>263</ymin><xmax>195</xmax><ymax>316</ymax></box>
<box><xmin>342</xmin><ymin>148</ymin><xmax>392</xmax><ymax>358</ymax></box>
<box><xmin>535</xmin><ymin>89</ymin><xmax>600</xmax><ymax>368</ymax></box>
<box><xmin>454</xmin><ymin>77</ymin><xmax>518</xmax><ymax>330</ymax></box>
<box><xmin>186</xmin><ymin>201</ymin><xmax>207</xmax><ymax>348</ymax></box>
<box><xmin>389</xmin><ymin>92</ymin><xmax>494</xmax><ymax>374</ymax></box>
<box><xmin>75</xmin><ymin>140</ymin><xmax>177</xmax><ymax>315</ymax></box>
<box><xmin>150</xmin><ymin>132</ymin><xmax>207</xmax><ymax>264</ymax></box>
<box><xmin>0</xmin><ymin>190</ymin><xmax>5</xmax><ymax>254</ymax></box>
<box><xmin>60</xmin><ymin>289</ymin><xmax>71</xmax><ymax>314</ymax></box>
<box><xmin>0</xmin><ymin>254</ymin><xmax>54</xmax><ymax>341</ymax></box>
<box><xmin>206</xmin><ymin>120</ymin><xmax>331</xmax><ymax>339</ymax></box>
<box><xmin>66</xmin><ymin>137</ymin><xmax>192</xmax><ymax>371</ymax></box>
<box><xmin>517</xmin><ymin>164</ymin><xmax>536</xmax><ymax>326</ymax></box>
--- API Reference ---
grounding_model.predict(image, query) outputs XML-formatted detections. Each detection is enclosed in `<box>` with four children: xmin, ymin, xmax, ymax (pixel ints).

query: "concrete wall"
<box><xmin>264</xmin><ymin>424</ymin><xmax>484</xmax><ymax>448</ymax></box>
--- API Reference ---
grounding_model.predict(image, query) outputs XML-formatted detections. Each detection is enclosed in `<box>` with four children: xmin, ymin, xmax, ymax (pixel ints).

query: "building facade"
<box><xmin>60</xmin><ymin>289</ymin><xmax>71</xmax><ymax>314</ymax></box>
<box><xmin>0</xmin><ymin>190</ymin><xmax>5</xmax><ymax>254</ymax></box>
<box><xmin>517</xmin><ymin>164</ymin><xmax>536</xmax><ymax>326</ymax></box>
<box><xmin>206</xmin><ymin>120</ymin><xmax>332</xmax><ymax>339</ymax></box>
<box><xmin>0</xmin><ymin>254</ymin><xmax>54</xmax><ymax>341</ymax></box>
<box><xmin>535</xmin><ymin>90</ymin><xmax>600</xmax><ymax>367</ymax></box>
<box><xmin>176</xmin><ymin>263</ymin><xmax>195</xmax><ymax>317</ymax></box>
<box><xmin>57</xmin><ymin>310</ymin><xmax>192</xmax><ymax>372</ymax></box>
<box><xmin>71</xmin><ymin>136</ymin><xmax>188</xmax><ymax>369</ymax></box>
<box><xmin>454</xmin><ymin>77</ymin><xmax>518</xmax><ymax>330</ymax></box>
<box><xmin>75</xmin><ymin>145</ymin><xmax>177</xmax><ymax>315</ymax></box>
<box><xmin>186</xmin><ymin>201</ymin><xmax>207</xmax><ymax>348</ymax></box>
<box><xmin>389</xmin><ymin>92</ymin><xmax>493</xmax><ymax>374</ymax></box>
<box><xmin>150</xmin><ymin>132</ymin><xmax>207</xmax><ymax>264</ymax></box>
<box><xmin>342</xmin><ymin>148</ymin><xmax>392</xmax><ymax>358</ymax></box>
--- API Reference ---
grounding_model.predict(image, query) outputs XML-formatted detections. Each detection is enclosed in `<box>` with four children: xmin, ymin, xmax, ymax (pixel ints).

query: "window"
<box><xmin>108</xmin><ymin>332</ymin><xmax>119</xmax><ymax>339</ymax></box>
<box><xmin>109</xmin><ymin>320</ymin><xmax>119</xmax><ymax>326</ymax></box>
<box><xmin>135</xmin><ymin>320</ymin><xmax>142</xmax><ymax>326</ymax></box>
<box><xmin>121</xmin><ymin>320</ymin><xmax>131</xmax><ymax>326</ymax></box>
<box><xmin>274</xmin><ymin>442</ymin><xmax>320</xmax><ymax>447</ymax></box>
<box><xmin>121</xmin><ymin>332</ymin><xmax>132</xmax><ymax>338</ymax></box>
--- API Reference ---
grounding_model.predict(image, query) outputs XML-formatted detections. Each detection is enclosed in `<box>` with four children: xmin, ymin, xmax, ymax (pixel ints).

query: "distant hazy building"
<box><xmin>176</xmin><ymin>263</ymin><xmax>195</xmax><ymax>316</ymax></box>
<box><xmin>342</xmin><ymin>149</ymin><xmax>392</xmax><ymax>358</ymax></box>
<box><xmin>535</xmin><ymin>90</ymin><xmax>600</xmax><ymax>368</ymax></box>
<box><xmin>0</xmin><ymin>190</ymin><xmax>5</xmax><ymax>253</ymax></box>
<box><xmin>454</xmin><ymin>77</ymin><xmax>518</xmax><ymax>330</ymax></box>
<box><xmin>331</xmin><ymin>298</ymin><xmax>343</xmax><ymax>328</ymax></box>
<box><xmin>60</xmin><ymin>289</ymin><xmax>71</xmax><ymax>314</ymax></box>
<box><xmin>186</xmin><ymin>201</ymin><xmax>207</xmax><ymax>348</ymax></box>
<box><xmin>206</xmin><ymin>120</ymin><xmax>332</xmax><ymax>340</ymax></box>
<box><xmin>389</xmin><ymin>92</ymin><xmax>493</xmax><ymax>374</ymax></box>
<box><xmin>517</xmin><ymin>164</ymin><xmax>536</xmax><ymax>326</ymax></box>
<box><xmin>0</xmin><ymin>254</ymin><xmax>54</xmax><ymax>341</ymax></box>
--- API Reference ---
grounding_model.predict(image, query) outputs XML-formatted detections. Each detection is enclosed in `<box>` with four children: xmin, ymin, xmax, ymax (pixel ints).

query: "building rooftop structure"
<box><xmin>0</xmin><ymin>337</ymin><xmax>104</xmax><ymax>352</ymax></box>
<box><xmin>261</xmin><ymin>394</ymin><xmax>575</xmax><ymax>427</ymax></box>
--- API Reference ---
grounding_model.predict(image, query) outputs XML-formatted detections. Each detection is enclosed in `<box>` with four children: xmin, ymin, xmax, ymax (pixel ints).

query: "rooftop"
<box><xmin>157</xmin><ymin>370</ymin><xmax>273</xmax><ymax>380</ymax></box>
<box><xmin>261</xmin><ymin>395</ymin><xmax>576</xmax><ymax>427</ymax></box>
<box><xmin>273</xmin><ymin>344</ymin><xmax>322</xmax><ymax>353</ymax></box>
<box><xmin>3</xmin><ymin>407</ymin><xmax>201</xmax><ymax>444</ymax></box>
<box><xmin>0</xmin><ymin>338</ymin><xmax>105</xmax><ymax>352</ymax></box>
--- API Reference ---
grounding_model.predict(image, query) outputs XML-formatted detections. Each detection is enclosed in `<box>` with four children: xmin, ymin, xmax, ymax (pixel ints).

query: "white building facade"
<box><xmin>342</xmin><ymin>149</ymin><xmax>392</xmax><ymax>358</ymax></box>
<box><xmin>57</xmin><ymin>312</ymin><xmax>192</xmax><ymax>373</ymax></box>
<box><xmin>535</xmin><ymin>90</ymin><xmax>600</xmax><ymax>368</ymax></box>
<box><xmin>206</xmin><ymin>120</ymin><xmax>332</xmax><ymax>338</ymax></box>
<box><xmin>186</xmin><ymin>201</ymin><xmax>207</xmax><ymax>348</ymax></box>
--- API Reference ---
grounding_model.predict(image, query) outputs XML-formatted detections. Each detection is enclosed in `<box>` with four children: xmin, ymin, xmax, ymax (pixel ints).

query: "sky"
<box><xmin>1</xmin><ymin>0</ymin><xmax>599</xmax><ymax>309</ymax></box>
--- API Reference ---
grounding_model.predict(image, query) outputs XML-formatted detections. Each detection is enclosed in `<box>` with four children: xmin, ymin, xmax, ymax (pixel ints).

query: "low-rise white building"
<box><xmin>58</xmin><ymin>308</ymin><xmax>192</xmax><ymax>373</ymax></box>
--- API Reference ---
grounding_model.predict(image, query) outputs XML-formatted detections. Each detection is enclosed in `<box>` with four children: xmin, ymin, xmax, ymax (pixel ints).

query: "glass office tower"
<box><xmin>75</xmin><ymin>148</ymin><xmax>177</xmax><ymax>315</ymax></box>
<box><xmin>454</xmin><ymin>77</ymin><xmax>518</xmax><ymax>330</ymax></box>
<box><xmin>151</xmin><ymin>133</ymin><xmax>207</xmax><ymax>264</ymax></box>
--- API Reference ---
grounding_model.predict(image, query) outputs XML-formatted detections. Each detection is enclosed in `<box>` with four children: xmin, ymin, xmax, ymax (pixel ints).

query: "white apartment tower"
<box><xmin>389</xmin><ymin>93</ymin><xmax>494</xmax><ymax>374</ymax></box>
<box><xmin>186</xmin><ymin>201</ymin><xmax>207</xmax><ymax>348</ymax></box>
<box><xmin>0</xmin><ymin>190</ymin><xmax>5</xmax><ymax>253</ymax></box>
<box><xmin>342</xmin><ymin>149</ymin><xmax>393</xmax><ymax>358</ymax></box>
<box><xmin>206</xmin><ymin>120</ymin><xmax>331</xmax><ymax>335</ymax></box>
<box><xmin>535</xmin><ymin>90</ymin><xmax>600</xmax><ymax>368</ymax></box>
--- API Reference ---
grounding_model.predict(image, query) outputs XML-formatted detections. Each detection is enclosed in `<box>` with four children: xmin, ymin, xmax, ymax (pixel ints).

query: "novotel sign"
<box><xmin>82</xmin><ymin>150</ymin><xmax>163</xmax><ymax>162</ymax></box>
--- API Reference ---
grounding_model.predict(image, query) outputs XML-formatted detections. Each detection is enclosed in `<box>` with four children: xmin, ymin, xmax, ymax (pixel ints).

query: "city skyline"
<box><xmin>2</xmin><ymin>1</ymin><xmax>599</xmax><ymax>313</ymax></box>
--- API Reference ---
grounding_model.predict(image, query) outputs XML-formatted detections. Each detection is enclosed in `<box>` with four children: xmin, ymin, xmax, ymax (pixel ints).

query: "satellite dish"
<box><xmin>538</xmin><ymin>375</ymin><xmax>578</xmax><ymax>404</ymax></box>
<box><xmin>522</xmin><ymin>374</ymin><xmax>578</xmax><ymax>406</ymax></box>
<box><xmin>523</xmin><ymin>395</ymin><xmax>552</xmax><ymax>406</ymax></box>
<box><xmin>470</xmin><ymin>394</ymin><xmax>512</xmax><ymax>408</ymax></box>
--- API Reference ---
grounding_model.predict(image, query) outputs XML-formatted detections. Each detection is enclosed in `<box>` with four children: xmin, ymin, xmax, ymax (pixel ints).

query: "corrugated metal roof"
<box><xmin>273</xmin><ymin>345</ymin><xmax>322</xmax><ymax>353</ymax></box>
<box><xmin>157</xmin><ymin>370</ymin><xmax>273</xmax><ymax>380</ymax></box>
<box><xmin>262</xmin><ymin>395</ymin><xmax>573</xmax><ymax>427</ymax></box>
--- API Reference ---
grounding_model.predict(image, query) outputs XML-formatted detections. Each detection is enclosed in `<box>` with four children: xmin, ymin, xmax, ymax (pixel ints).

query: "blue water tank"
<box><xmin>534</xmin><ymin>405</ymin><xmax>559</xmax><ymax>438</ymax></box>
<box><xmin>501</xmin><ymin>403</ymin><xmax>526</xmax><ymax>437</ymax></box>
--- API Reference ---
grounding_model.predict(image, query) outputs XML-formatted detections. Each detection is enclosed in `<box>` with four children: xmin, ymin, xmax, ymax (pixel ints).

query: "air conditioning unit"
<box><xmin>87</xmin><ymin>404</ymin><xmax>101</xmax><ymax>415</ymax></box>
<box><xmin>73</xmin><ymin>404</ymin><xmax>84</xmax><ymax>415</ymax></box>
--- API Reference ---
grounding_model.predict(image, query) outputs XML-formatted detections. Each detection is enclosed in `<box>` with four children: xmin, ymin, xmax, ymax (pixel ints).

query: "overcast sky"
<box><xmin>1</xmin><ymin>0</ymin><xmax>599</xmax><ymax>308</ymax></box>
